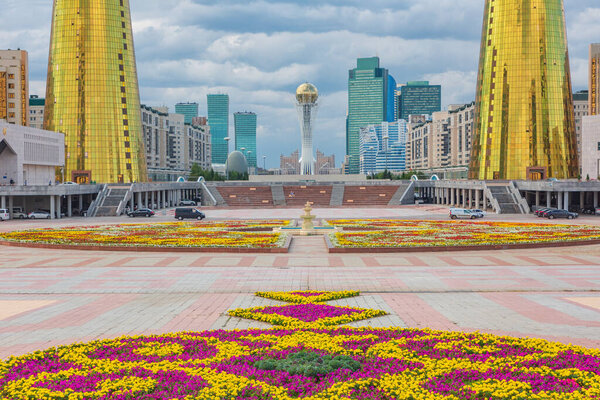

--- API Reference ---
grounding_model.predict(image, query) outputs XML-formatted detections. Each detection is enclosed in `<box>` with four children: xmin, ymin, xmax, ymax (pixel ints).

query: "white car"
<box><xmin>60</xmin><ymin>181</ymin><xmax>79</xmax><ymax>185</ymax></box>
<box><xmin>0</xmin><ymin>209</ymin><xmax>9</xmax><ymax>221</ymax></box>
<box><xmin>28</xmin><ymin>211</ymin><xmax>51</xmax><ymax>219</ymax></box>
<box><xmin>450</xmin><ymin>208</ymin><xmax>479</xmax><ymax>220</ymax></box>
<box><xmin>12</xmin><ymin>208</ymin><xmax>28</xmax><ymax>219</ymax></box>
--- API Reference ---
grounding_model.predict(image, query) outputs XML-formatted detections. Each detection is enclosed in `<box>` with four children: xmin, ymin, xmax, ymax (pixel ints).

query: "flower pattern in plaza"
<box><xmin>256</xmin><ymin>290</ymin><xmax>360</xmax><ymax>304</ymax></box>
<box><xmin>0</xmin><ymin>220</ymin><xmax>290</xmax><ymax>249</ymax></box>
<box><xmin>326</xmin><ymin>219</ymin><xmax>600</xmax><ymax>248</ymax></box>
<box><xmin>2</xmin><ymin>291</ymin><xmax>600</xmax><ymax>399</ymax></box>
<box><xmin>2</xmin><ymin>327</ymin><xmax>599</xmax><ymax>399</ymax></box>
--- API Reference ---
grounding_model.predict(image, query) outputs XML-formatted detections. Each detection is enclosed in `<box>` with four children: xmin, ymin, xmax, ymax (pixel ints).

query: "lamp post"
<box><xmin>224</xmin><ymin>137</ymin><xmax>231</xmax><ymax>180</ymax></box>
<box><xmin>262</xmin><ymin>155</ymin><xmax>266</xmax><ymax>173</ymax></box>
<box><xmin>383</xmin><ymin>134</ymin><xmax>389</xmax><ymax>175</ymax></box>
<box><xmin>368</xmin><ymin>146</ymin><xmax>375</xmax><ymax>178</ymax></box>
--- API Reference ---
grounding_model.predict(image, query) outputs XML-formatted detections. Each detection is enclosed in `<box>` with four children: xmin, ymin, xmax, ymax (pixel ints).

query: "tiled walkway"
<box><xmin>1</xmin><ymin>208</ymin><xmax>600</xmax><ymax>359</ymax></box>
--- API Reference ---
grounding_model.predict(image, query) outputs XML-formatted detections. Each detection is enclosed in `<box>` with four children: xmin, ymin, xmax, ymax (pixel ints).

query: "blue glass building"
<box><xmin>207</xmin><ymin>94</ymin><xmax>229</xmax><ymax>164</ymax></box>
<box><xmin>175</xmin><ymin>102</ymin><xmax>199</xmax><ymax>124</ymax></box>
<box><xmin>234</xmin><ymin>112</ymin><xmax>257</xmax><ymax>168</ymax></box>
<box><xmin>359</xmin><ymin>120</ymin><xmax>407</xmax><ymax>174</ymax></box>
<box><xmin>397</xmin><ymin>81</ymin><xmax>441</xmax><ymax>121</ymax></box>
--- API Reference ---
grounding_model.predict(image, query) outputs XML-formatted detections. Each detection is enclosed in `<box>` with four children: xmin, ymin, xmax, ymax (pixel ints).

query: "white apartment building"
<box><xmin>28</xmin><ymin>95</ymin><xmax>45</xmax><ymax>130</ymax></box>
<box><xmin>581</xmin><ymin>115</ymin><xmax>600</xmax><ymax>180</ymax></box>
<box><xmin>0</xmin><ymin>120</ymin><xmax>64</xmax><ymax>186</ymax></box>
<box><xmin>141</xmin><ymin>105</ymin><xmax>211</xmax><ymax>182</ymax></box>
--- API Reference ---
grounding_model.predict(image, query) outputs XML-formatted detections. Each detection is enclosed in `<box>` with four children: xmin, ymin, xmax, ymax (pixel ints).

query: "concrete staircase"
<box><xmin>389</xmin><ymin>183</ymin><xmax>412</xmax><ymax>205</ymax></box>
<box><xmin>271</xmin><ymin>185</ymin><xmax>286</xmax><ymax>206</ymax></box>
<box><xmin>487</xmin><ymin>185</ymin><xmax>522</xmax><ymax>214</ymax></box>
<box><xmin>330</xmin><ymin>184</ymin><xmax>345</xmax><ymax>206</ymax></box>
<box><xmin>95</xmin><ymin>186</ymin><xmax>131</xmax><ymax>216</ymax></box>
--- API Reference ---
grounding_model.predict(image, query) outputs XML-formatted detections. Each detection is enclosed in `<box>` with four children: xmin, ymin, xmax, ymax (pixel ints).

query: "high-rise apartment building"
<box><xmin>347</xmin><ymin>57</ymin><xmax>393</xmax><ymax>174</ymax></box>
<box><xmin>141</xmin><ymin>105</ymin><xmax>211</xmax><ymax>181</ymax></box>
<box><xmin>234</xmin><ymin>112</ymin><xmax>257</xmax><ymax>168</ymax></box>
<box><xmin>315</xmin><ymin>150</ymin><xmax>337</xmax><ymax>175</ymax></box>
<box><xmin>406</xmin><ymin>111</ymin><xmax>451</xmax><ymax>171</ymax></box>
<box><xmin>44</xmin><ymin>0</ymin><xmax>147</xmax><ymax>184</ymax></box>
<box><xmin>280</xmin><ymin>150</ymin><xmax>300</xmax><ymax>175</ymax></box>
<box><xmin>207</xmin><ymin>94</ymin><xmax>229</xmax><ymax>164</ymax></box>
<box><xmin>175</xmin><ymin>102</ymin><xmax>199</xmax><ymax>124</ymax></box>
<box><xmin>28</xmin><ymin>96</ymin><xmax>45</xmax><ymax>130</ymax></box>
<box><xmin>469</xmin><ymin>0</ymin><xmax>578</xmax><ymax>180</ymax></box>
<box><xmin>573</xmin><ymin>90</ymin><xmax>590</xmax><ymax>170</ymax></box>
<box><xmin>590</xmin><ymin>44</ymin><xmax>600</xmax><ymax>116</ymax></box>
<box><xmin>397</xmin><ymin>81</ymin><xmax>441</xmax><ymax>121</ymax></box>
<box><xmin>0</xmin><ymin>50</ymin><xmax>29</xmax><ymax>126</ymax></box>
<box><xmin>449</xmin><ymin>102</ymin><xmax>475</xmax><ymax>168</ymax></box>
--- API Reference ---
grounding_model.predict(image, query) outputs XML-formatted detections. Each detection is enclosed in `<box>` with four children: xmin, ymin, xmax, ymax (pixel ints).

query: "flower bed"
<box><xmin>2</xmin><ymin>328</ymin><xmax>599</xmax><ymax>399</ymax></box>
<box><xmin>228</xmin><ymin>303</ymin><xmax>387</xmax><ymax>328</ymax></box>
<box><xmin>0</xmin><ymin>221</ymin><xmax>290</xmax><ymax>250</ymax></box>
<box><xmin>326</xmin><ymin>219</ymin><xmax>600</xmax><ymax>249</ymax></box>
<box><xmin>256</xmin><ymin>291</ymin><xmax>360</xmax><ymax>304</ymax></box>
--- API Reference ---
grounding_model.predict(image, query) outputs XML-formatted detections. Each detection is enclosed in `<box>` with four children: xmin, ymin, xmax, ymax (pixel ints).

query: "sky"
<box><xmin>2</xmin><ymin>0</ymin><xmax>600</xmax><ymax>168</ymax></box>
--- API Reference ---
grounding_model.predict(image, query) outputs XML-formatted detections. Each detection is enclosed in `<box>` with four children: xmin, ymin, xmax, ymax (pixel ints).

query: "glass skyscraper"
<box><xmin>207</xmin><ymin>94</ymin><xmax>229</xmax><ymax>164</ymax></box>
<box><xmin>469</xmin><ymin>0</ymin><xmax>578</xmax><ymax>180</ymax></box>
<box><xmin>347</xmin><ymin>57</ymin><xmax>393</xmax><ymax>174</ymax></box>
<box><xmin>397</xmin><ymin>81</ymin><xmax>441</xmax><ymax>121</ymax></box>
<box><xmin>234</xmin><ymin>112</ymin><xmax>257</xmax><ymax>168</ymax></box>
<box><xmin>44</xmin><ymin>0</ymin><xmax>147</xmax><ymax>183</ymax></box>
<box><xmin>359</xmin><ymin>121</ymin><xmax>407</xmax><ymax>174</ymax></box>
<box><xmin>175</xmin><ymin>102</ymin><xmax>199</xmax><ymax>124</ymax></box>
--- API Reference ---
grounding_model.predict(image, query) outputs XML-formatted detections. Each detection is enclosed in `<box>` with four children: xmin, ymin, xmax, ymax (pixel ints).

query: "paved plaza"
<box><xmin>1</xmin><ymin>205</ymin><xmax>600</xmax><ymax>360</ymax></box>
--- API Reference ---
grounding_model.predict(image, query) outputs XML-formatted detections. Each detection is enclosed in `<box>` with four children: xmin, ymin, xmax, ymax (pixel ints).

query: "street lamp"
<box><xmin>262</xmin><ymin>155</ymin><xmax>267</xmax><ymax>173</ymax></box>
<box><xmin>368</xmin><ymin>146</ymin><xmax>375</xmax><ymax>178</ymax></box>
<box><xmin>382</xmin><ymin>135</ymin><xmax>389</xmax><ymax>174</ymax></box>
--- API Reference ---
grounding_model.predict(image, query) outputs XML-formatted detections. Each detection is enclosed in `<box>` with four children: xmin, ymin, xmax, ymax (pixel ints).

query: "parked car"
<box><xmin>175</xmin><ymin>208</ymin><xmax>205</xmax><ymax>220</ymax></box>
<box><xmin>127</xmin><ymin>208</ymin><xmax>155</xmax><ymax>218</ymax></box>
<box><xmin>11</xmin><ymin>207</ymin><xmax>27</xmax><ymax>219</ymax></box>
<box><xmin>60</xmin><ymin>181</ymin><xmax>79</xmax><ymax>185</ymax></box>
<box><xmin>545</xmin><ymin>209</ymin><xmax>578</xmax><ymax>220</ymax></box>
<box><xmin>450</xmin><ymin>208</ymin><xmax>478</xmax><ymax>219</ymax></box>
<box><xmin>580</xmin><ymin>206</ymin><xmax>596</xmax><ymax>215</ymax></box>
<box><xmin>0</xmin><ymin>209</ymin><xmax>9</xmax><ymax>221</ymax></box>
<box><xmin>179</xmin><ymin>200</ymin><xmax>196</xmax><ymax>206</ymax></box>
<box><xmin>472</xmin><ymin>209</ymin><xmax>487</xmax><ymax>217</ymax></box>
<box><xmin>535</xmin><ymin>208</ymin><xmax>553</xmax><ymax>217</ymax></box>
<box><xmin>28</xmin><ymin>210</ymin><xmax>51</xmax><ymax>219</ymax></box>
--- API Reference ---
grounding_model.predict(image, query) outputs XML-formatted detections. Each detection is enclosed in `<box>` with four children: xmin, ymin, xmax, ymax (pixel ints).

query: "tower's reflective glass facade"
<box><xmin>44</xmin><ymin>0</ymin><xmax>147</xmax><ymax>183</ymax></box>
<box><xmin>469</xmin><ymin>0</ymin><xmax>578</xmax><ymax>180</ymax></box>
<box><xmin>207</xmin><ymin>94</ymin><xmax>229</xmax><ymax>165</ymax></box>
<box><xmin>234</xmin><ymin>112</ymin><xmax>257</xmax><ymax>168</ymax></box>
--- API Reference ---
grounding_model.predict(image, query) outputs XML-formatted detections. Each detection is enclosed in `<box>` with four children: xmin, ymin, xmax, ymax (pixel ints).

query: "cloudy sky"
<box><xmin>2</xmin><ymin>0</ymin><xmax>600</xmax><ymax>168</ymax></box>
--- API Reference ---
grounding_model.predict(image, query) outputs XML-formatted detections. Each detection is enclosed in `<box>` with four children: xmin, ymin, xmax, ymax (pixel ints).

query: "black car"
<box><xmin>127</xmin><ymin>208</ymin><xmax>155</xmax><ymax>218</ymax></box>
<box><xmin>545</xmin><ymin>209</ymin><xmax>578</xmax><ymax>220</ymax></box>
<box><xmin>175</xmin><ymin>208</ymin><xmax>205</xmax><ymax>220</ymax></box>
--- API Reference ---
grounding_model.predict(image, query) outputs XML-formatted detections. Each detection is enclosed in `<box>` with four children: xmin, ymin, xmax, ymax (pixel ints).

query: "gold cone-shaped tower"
<box><xmin>469</xmin><ymin>0</ymin><xmax>578</xmax><ymax>180</ymax></box>
<box><xmin>44</xmin><ymin>0</ymin><xmax>147</xmax><ymax>183</ymax></box>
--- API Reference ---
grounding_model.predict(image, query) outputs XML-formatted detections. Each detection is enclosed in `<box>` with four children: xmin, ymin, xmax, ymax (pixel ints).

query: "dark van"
<box><xmin>175</xmin><ymin>208</ymin><xmax>206</xmax><ymax>220</ymax></box>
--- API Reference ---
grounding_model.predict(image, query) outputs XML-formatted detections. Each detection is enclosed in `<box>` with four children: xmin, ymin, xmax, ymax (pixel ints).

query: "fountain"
<box><xmin>273</xmin><ymin>200</ymin><xmax>341</xmax><ymax>236</ymax></box>
<box><xmin>301</xmin><ymin>202</ymin><xmax>316</xmax><ymax>231</ymax></box>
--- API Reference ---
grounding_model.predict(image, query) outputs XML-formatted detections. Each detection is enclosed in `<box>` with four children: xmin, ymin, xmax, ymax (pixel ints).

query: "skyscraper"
<box><xmin>175</xmin><ymin>102</ymin><xmax>199</xmax><ymax>124</ymax></box>
<box><xmin>469</xmin><ymin>0</ymin><xmax>578</xmax><ymax>180</ymax></box>
<box><xmin>234</xmin><ymin>112</ymin><xmax>257</xmax><ymax>168</ymax></box>
<box><xmin>44</xmin><ymin>0</ymin><xmax>147</xmax><ymax>184</ymax></box>
<box><xmin>397</xmin><ymin>81</ymin><xmax>441</xmax><ymax>121</ymax></box>
<box><xmin>590</xmin><ymin>44</ymin><xmax>600</xmax><ymax>116</ymax></box>
<box><xmin>347</xmin><ymin>57</ymin><xmax>391</xmax><ymax>174</ymax></box>
<box><xmin>0</xmin><ymin>50</ymin><xmax>29</xmax><ymax>126</ymax></box>
<box><xmin>207</xmin><ymin>94</ymin><xmax>229</xmax><ymax>164</ymax></box>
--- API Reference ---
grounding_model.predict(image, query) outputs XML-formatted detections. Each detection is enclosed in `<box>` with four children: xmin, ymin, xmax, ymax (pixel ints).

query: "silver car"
<box><xmin>28</xmin><ymin>211</ymin><xmax>51</xmax><ymax>219</ymax></box>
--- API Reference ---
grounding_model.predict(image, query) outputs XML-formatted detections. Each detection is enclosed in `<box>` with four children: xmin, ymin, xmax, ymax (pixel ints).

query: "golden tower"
<box><xmin>44</xmin><ymin>0</ymin><xmax>147</xmax><ymax>183</ymax></box>
<box><xmin>469</xmin><ymin>0</ymin><xmax>578</xmax><ymax>180</ymax></box>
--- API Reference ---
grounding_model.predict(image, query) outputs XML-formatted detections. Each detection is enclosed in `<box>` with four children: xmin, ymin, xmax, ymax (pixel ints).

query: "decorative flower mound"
<box><xmin>0</xmin><ymin>220</ymin><xmax>290</xmax><ymax>249</ymax></box>
<box><xmin>256</xmin><ymin>290</ymin><xmax>360</xmax><ymax>304</ymax></box>
<box><xmin>229</xmin><ymin>303</ymin><xmax>387</xmax><ymax>328</ymax></box>
<box><xmin>2</xmin><ymin>328</ymin><xmax>600</xmax><ymax>399</ymax></box>
<box><xmin>326</xmin><ymin>219</ymin><xmax>600</xmax><ymax>249</ymax></box>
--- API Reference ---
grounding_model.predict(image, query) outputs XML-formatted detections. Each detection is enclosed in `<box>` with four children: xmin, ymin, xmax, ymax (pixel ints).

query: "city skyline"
<box><xmin>1</xmin><ymin>1</ymin><xmax>599</xmax><ymax>168</ymax></box>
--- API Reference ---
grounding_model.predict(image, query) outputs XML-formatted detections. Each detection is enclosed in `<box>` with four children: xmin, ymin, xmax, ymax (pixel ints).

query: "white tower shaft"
<box><xmin>296</xmin><ymin>102</ymin><xmax>319</xmax><ymax>175</ymax></box>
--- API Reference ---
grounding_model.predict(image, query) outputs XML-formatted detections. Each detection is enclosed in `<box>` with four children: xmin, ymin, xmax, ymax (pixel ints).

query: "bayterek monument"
<box><xmin>295</xmin><ymin>83</ymin><xmax>319</xmax><ymax>175</ymax></box>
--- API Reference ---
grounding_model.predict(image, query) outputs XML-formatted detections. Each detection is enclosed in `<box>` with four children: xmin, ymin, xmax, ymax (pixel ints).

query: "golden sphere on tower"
<box><xmin>296</xmin><ymin>83</ymin><xmax>318</xmax><ymax>104</ymax></box>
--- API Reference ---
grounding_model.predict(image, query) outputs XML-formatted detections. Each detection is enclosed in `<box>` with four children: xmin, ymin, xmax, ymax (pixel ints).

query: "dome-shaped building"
<box><xmin>226</xmin><ymin>151</ymin><xmax>249</xmax><ymax>176</ymax></box>
<box><xmin>296</xmin><ymin>83</ymin><xmax>319</xmax><ymax>104</ymax></box>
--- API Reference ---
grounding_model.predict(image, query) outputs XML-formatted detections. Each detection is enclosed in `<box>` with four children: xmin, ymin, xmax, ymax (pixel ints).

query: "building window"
<box><xmin>597</xmin><ymin>142</ymin><xmax>600</xmax><ymax>151</ymax></box>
